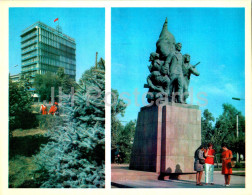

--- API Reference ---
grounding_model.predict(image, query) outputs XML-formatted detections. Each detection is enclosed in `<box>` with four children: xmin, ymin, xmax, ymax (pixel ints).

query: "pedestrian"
<box><xmin>194</xmin><ymin>145</ymin><xmax>205</xmax><ymax>186</ymax></box>
<box><xmin>54</xmin><ymin>102</ymin><xmax>60</xmax><ymax>116</ymax></box>
<box><xmin>48</xmin><ymin>102</ymin><xmax>58</xmax><ymax>116</ymax></box>
<box><xmin>221</xmin><ymin>143</ymin><xmax>233</xmax><ymax>186</ymax></box>
<box><xmin>204</xmin><ymin>143</ymin><xmax>215</xmax><ymax>185</ymax></box>
<box><xmin>40</xmin><ymin>101</ymin><xmax>47</xmax><ymax>115</ymax></box>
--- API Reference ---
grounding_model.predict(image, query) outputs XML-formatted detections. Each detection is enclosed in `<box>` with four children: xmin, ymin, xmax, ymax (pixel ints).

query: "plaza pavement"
<box><xmin>111</xmin><ymin>164</ymin><xmax>245</xmax><ymax>188</ymax></box>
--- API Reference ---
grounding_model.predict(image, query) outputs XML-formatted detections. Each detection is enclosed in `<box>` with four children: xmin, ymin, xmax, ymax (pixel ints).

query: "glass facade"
<box><xmin>21</xmin><ymin>21</ymin><xmax>76</xmax><ymax>84</ymax></box>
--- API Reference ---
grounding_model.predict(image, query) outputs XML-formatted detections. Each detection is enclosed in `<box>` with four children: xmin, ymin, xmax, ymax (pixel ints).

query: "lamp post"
<box><xmin>231</xmin><ymin>97</ymin><xmax>244</xmax><ymax>163</ymax></box>
<box><xmin>235</xmin><ymin>113</ymin><xmax>239</xmax><ymax>163</ymax></box>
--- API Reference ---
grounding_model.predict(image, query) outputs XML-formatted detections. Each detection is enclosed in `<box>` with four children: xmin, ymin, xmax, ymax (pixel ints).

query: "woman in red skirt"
<box><xmin>221</xmin><ymin>143</ymin><xmax>233</xmax><ymax>186</ymax></box>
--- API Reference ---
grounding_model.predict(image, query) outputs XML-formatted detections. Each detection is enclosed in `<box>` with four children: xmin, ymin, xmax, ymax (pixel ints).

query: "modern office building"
<box><xmin>21</xmin><ymin>21</ymin><xmax>76</xmax><ymax>84</ymax></box>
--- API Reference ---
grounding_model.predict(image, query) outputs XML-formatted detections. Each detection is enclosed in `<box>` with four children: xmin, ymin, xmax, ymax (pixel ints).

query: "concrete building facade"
<box><xmin>10</xmin><ymin>74</ymin><xmax>21</xmax><ymax>82</ymax></box>
<box><xmin>21</xmin><ymin>21</ymin><xmax>76</xmax><ymax>84</ymax></box>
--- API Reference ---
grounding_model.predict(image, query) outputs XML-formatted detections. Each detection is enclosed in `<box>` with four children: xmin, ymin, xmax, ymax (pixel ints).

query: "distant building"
<box><xmin>10</xmin><ymin>73</ymin><xmax>21</xmax><ymax>82</ymax></box>
<box><xmin>21</xmin><ymin>21</ymin><xmax>76</xmax><ymax>84</ymax></box>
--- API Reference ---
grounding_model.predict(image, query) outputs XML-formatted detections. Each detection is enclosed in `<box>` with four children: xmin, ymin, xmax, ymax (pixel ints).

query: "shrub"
<box><xmin>235</xmin><ymin>162</ymin><xmax>244</xmax><ymax>168</ymax></box>
<box><xmin>9</xmin><ymin>78</ymin><xmax>37</xmax><ymax>131</ymax></box>
<box><xmin>36</xmin><ymin>115</ymin><xmax>64</xmax><ymax>130</ymax></box>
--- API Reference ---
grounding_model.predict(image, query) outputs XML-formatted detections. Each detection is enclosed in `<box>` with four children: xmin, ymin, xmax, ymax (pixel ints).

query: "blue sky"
<box><xmin>9</xmin><ymin>8</ymin><xmax>105</xmax><ymax>81</ymax></box>
<box><xmin>111</xmin><ymin>8</ymin><xmax>245</xmax><ymax>124</ymax></box>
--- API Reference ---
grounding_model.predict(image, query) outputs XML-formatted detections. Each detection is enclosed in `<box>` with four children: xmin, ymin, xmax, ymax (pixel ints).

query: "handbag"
<box><xmin>227</xmin><ymin>162</ymin><xmax>232</xmax><ymax>168</ymax></box>
<box><xmin>197</xmin><ymin>150</ymin><xmax>205</xmax><ymax>164</ymax></box>
<box><xmin>199</xmin><ymin>159</ymin><xmax>205</xmax><ymax>164</ymax></box>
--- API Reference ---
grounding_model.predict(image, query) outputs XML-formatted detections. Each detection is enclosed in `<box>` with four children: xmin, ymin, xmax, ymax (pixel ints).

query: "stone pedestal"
<box><xmin>129</xmin><ymin>103</ymin><xmax>201</xmax><ymax>178</ymax></box>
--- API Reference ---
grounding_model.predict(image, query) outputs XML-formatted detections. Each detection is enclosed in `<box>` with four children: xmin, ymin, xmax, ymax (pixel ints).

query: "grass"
<box><xmin>214</xmin><ymin>167</ymin><xmax>245</xmax><ymax>172</ymax></box>
<box><xmin>232</xmin><ymin>172</ymin><xmax>245</xmax><ymax>176</ymax></box>
<box><xmin>9</xmin><ymin>130</ymin><xmax>49</xmax><ymax>158</ymax></box>
<box><xmin>9</xmin><ymin>102</ymin><xmax>64</xmax><ymax>187</ymax></box>
<box><xmin>9</xmin><ymin>156</ymin><xmax>38</xmax><ymax>188</ymax></box>
<box><xmin>9</xmin><ymin>128</ymin><xmax>48</xmax><ymax>188</ymax></box>
<box><xmin>11</xmin><ymin>128</ymin><xmax>47</xmax><ymax>137</ymax></box>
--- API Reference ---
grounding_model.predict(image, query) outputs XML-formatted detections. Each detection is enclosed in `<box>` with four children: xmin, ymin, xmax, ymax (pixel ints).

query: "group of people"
<box><xmin>40</xmin><ymin>101</ymin><xmax>60</xmax><ymax>116</ymax></box>
<box><xmin>194</xmin><ymin>143</ymin><xmax>233</xmax><ymax>186</ymax></box>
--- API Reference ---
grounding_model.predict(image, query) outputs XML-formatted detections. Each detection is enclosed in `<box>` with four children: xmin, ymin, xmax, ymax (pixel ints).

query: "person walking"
<box><xmin>40</xmin><ymin>101</ymin><xmax>47</xmax><ymax>115</ymax></box>
<box><xmin>221</xmin><ymin>143</ymin><xmax>233</xmax><ymax>186</ymax></box>
<box><xmin>204</xmin><ymin>143</ymin><xmax>215</xmax><ymax>185</ymax></box>
<box><xmin>54</xmin><ymin>102</ymin><xmax>60</xmax><ymax>116</ymax></box>
<box><xmin>194</xmin><ymin>145</ymin><xmax>205</xmax><ymax>186</ymax></box>
<box><xmin>48</xmin><ymin>102</ymin><xmax>58</xmax><ymax>116</ymax></box>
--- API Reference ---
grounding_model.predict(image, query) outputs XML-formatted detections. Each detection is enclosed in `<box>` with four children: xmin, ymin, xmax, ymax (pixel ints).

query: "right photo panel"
<box><xmin>111</xmin><ymin>8</ymin><xmax>245</xmax><ymax>188</ymax></box>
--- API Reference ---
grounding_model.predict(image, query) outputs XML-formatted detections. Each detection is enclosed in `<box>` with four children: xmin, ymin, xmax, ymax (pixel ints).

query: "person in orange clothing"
<box><xmin>54</xmin><ymin>102</ymin><xmax>59</xmax><ymax>116</ymax></box>
<box><xmin>221</xmin><ymin>143</ymin><xmax>233</xmax><ymax>186</ymax></box>
<box><xmin>40</xmin><ymin>101</ymin><xmax>47</xmax><ymax>115</ymax></box>
<box><xmin>48</xmin><ymin>102</ymin><xmax>58</xmax><ymax>115</ymax></box>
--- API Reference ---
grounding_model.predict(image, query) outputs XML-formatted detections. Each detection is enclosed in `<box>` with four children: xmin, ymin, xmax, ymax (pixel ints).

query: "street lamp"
<box><xmin>231</xmin><ymin>97</ymin><xmax>244</xmax><ymax>163</ymax></box>
<box><xmin>232</xmin><ymin>97</ymin><xmax>244</xmax><ymax>101</ymax></box>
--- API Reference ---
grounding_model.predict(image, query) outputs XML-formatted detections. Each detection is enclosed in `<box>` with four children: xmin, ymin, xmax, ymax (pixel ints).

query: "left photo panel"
<box><xmin>9</xmin><ymin>8</ymin><xmax>105</xmax><ymax>188</ymax></box>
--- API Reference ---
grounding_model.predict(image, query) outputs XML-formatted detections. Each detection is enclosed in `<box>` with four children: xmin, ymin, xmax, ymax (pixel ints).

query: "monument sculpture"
<box><xmin>145</xmin><ymin>18</ymin><xmax>200</xmax><ymax>104</ymax></box>
<box><xmin>130</xmin><ymin>18</ymin><xmax>202</xmax><ymax>180</ymax></box>
<box><xmin>182</xmin><ymin>54</ymin><xmax>200</xmax><ymax>102</ymax></box>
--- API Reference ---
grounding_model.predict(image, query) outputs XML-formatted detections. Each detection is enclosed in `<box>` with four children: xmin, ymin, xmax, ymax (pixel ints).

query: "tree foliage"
<box><xmin>201</xmin><ymin>103</ymin><xmax>245</xmax><ymax>160</ymax></box>
<box><xmin>111</xmin><ymin>88</ymin><xmax>136</xmax><ymax>163</ymax></box>
<box><xmin>214</xmin><ymin>103</ymin><xmax>245</xmax><ymax>155</ymax></box>
<box><xmin>34</xmin><ymin>58</ymin><xmax>105</xmax><ymax>188</ymax></box>
<box><xmin>9</xmin><ymin>75</ymin><xmax>36</xmax><ymax>131</ymax></box>
<box><xmin>34</xmin><ymin>68</ymin><xmax>76</xmax><ymax>102</ymax></box>
<box><xmin>116</xmin><ymin>120</ymin><xmax>136</xmax><ymax>163</ymax></box>
<box><xmin>201</xmin><ymin>109</ymin><xmax>215</xmax><ymax>146</ymax></box>
<box><xmin>111</xmin><ymin>89</ymin><xmax>127</xmax><ymax>151</ymax></box>
<box><xmin>79</xmin><ymin>58</ymin><xmax>105</xmax><ymax>86</ymax></box>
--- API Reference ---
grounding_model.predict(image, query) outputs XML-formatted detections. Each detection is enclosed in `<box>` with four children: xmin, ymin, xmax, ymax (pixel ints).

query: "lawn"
<box><xmin>9</xmin><ymin>107</ymin><xmax>64</xmax><ymax>188</ymax></box>
<box><xmin>214</xmin><ymin>165</ymin><xmax>245</xmax><ymax>176</ymax></box>
<box><xmin>9</xmin><ymin>128</ymin><xmax>48</xmax><ymax>188</ymax></box>
<box><xmin>214</xmin><ymin>167</ymin><xmax>245</xmax><ymax>172</ymax></box>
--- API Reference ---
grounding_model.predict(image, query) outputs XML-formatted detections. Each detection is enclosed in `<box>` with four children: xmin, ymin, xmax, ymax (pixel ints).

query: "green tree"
<box><xmin>214</xmin><ymin>103</ymin><xmax>245</xmax><ymax>157</ymax></box>
<box><xmin>201</xmin><ymin>109</ymin><xmax>215</xmax><ymax>146</ymax></box>
<box><xmin>57</xmin><ymin>67</ymin><xmax>76</xmax><ymax>94</ymax></box>
<box><xmin>111</xmin><ymin>89</ymin><xmax>137</xmax><ymax>163</ymax></box>
<box><xmin>34</xmin><ymin>68</ymin><xmax>76</xmax><ymax>102</ymax></box>
<box><xmin>111</xmin><ymin>89</ymin><xmax>127</xmax><ymax>151</ymax></box>
<box><xmin>34</xmin><ymin>72</ymin><xmax>60</xmax><ymax>101</ymax></box>
<box><xmin>79</xmin><ymin>58</ymin><xmax>105</xmax><ymax>86</ymax></box>
<box><xmin>9</xmin><ymin>75</ymin><xmax>36</xmax><ymax>131</ymax></box>
<box><xmin>115</xmin><ymin>120</ymin><xmax>136</xmax><ymax>163</ymax></box>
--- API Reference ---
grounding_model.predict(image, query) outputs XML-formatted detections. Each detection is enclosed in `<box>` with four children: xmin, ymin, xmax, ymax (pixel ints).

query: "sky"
<box><xmin>111</xmin><ymin>8</ymin><xmax>245</xmax><ymax>124</ymax></box>
<box><xmin>9</xmin><ymin>8</ymin><xmax>105</xmax><ymax>81</ymax></box>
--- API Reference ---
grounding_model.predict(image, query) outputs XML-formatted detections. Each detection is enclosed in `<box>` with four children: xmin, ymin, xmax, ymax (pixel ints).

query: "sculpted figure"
<box><xmin>146</xmin><ymin>63</ymin><xmax>170</xmax><ymax>103</ymax></box>
<box><xmin>148</xmin><ymin>52</ymin><xmax>164</xmax><ymax>72</ymax></box>
<box><xmin>182</xmin><ymin>54</ymin><xmax>200</xmax><ymax>103</ymax></box>
<box><xmin>165</xmin><ymin>42</ymin><xmax>183</xmax><ymax>103</ymax></box>
<box><xmin>145</xmin><ymin>18</ymin><xmax>200</xmax><ymax>105</ymax></box>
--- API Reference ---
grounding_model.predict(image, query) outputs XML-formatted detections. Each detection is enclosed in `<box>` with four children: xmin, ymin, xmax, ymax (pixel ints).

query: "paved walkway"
<box><xmin>111</xmin><ymin>164</ymin><xmax>245</xmax><ymax>188</ymax></box>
